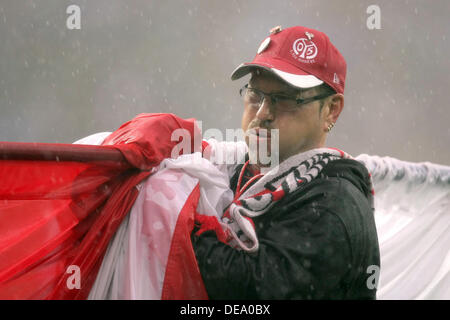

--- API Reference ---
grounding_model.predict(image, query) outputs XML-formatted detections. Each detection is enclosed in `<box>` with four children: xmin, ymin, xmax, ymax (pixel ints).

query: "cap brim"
<box><xmin>231</xmin><ymin>61</ymin><xmax>323</xmax><ymax>89</ymax></box>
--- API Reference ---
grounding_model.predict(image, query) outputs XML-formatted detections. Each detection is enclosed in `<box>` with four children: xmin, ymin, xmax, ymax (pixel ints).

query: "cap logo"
<box><xmin>333</xmin><ymin>73</ymin><xmax>340</xmax><ymax>84</ymax></box>
<box><xmin>292</xmin><ymin>38</ymin><xmax>318</xmax><ymax>60</ymax></box>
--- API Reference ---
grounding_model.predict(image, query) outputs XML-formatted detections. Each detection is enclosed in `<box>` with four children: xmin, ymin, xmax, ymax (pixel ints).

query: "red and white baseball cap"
<box><xmin>231</xmin><ymin>26</ymin><xmax>347</xmax><ymax>94</ymax></box>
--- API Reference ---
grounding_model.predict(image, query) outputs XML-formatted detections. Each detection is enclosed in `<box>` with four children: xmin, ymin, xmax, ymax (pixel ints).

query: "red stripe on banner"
<box><xmin>161</xmin><ymin>183</ymin><xmax>208</xmax><ymax>300</ymax></box>
<box><xmin>0</xmin><ymin>200</ymin><xmax>77</xmax><ymax>283</ymax></box>
<box><xmin>0</xmin><ymin>160</ymin><xmax>126</xmax><ymax>200</ymax></box>
<box><xmin>0</xmin><ymin>152</ymin><xmax>125</xmax><ymax>298</ymax></box>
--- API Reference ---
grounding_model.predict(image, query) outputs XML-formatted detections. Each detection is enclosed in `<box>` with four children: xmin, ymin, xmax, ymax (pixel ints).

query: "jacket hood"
<box><xmin>321</xmin><ymin>158</ymin><xmax>373</xmax><ymax>200</ymax></box>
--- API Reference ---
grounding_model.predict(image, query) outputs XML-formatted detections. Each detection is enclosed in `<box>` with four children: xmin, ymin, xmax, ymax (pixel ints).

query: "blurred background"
<box><xmin>0</xmin><ymin>0</ymin><xmax>449</xmax><ymax>165</ymax></box>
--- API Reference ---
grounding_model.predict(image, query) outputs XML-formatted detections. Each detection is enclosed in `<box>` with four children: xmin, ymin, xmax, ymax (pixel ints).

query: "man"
<box><xmin>191</xmin><ymin>25</ymin><xmax>380</xmax><ymax>299</ymax></box>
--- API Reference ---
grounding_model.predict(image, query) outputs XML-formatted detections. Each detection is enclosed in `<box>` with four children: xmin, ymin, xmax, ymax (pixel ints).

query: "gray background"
<box><xmin>1</xmin><ymin>0</ymin><xmax>449</xmax><ymax>165</ymax></box>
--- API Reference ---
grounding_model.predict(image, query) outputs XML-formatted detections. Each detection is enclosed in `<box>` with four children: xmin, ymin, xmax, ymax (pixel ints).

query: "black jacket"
<box><xmin>191</xmin><ymin>158</ymin><xmax>380</xmax><ymax>299</ymax></box>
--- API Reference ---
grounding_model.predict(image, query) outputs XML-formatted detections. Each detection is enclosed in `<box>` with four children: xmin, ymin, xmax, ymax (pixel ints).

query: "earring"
<box><xmin>327</xmin><ymin>123</ymin><xmax>335</xmax><ymax>132</ymax></box>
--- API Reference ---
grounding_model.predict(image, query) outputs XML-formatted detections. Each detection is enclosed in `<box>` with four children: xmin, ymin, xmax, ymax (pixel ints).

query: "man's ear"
<box><xmin>324</xmin><ymin>93</ymin><xmax>344</xmax><ymax>127</ymax></box>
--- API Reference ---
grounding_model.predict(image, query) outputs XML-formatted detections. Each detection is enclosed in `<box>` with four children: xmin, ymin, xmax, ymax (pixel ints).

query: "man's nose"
<box><xmin>255</xmin><ymin>96</ymin><xmax>275</xmax><ymax>121</ymax></box>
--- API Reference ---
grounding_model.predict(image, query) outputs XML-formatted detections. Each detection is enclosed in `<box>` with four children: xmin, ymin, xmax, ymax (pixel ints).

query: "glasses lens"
<box><xmin>273</xmin><ymin>96</ymin><xmax>297</xmax><ymax>111</ymax></box>
<box><xmin>244</xmin><ymin>88</ymin><xmax>263</xmax><ymax>105</ymax></box>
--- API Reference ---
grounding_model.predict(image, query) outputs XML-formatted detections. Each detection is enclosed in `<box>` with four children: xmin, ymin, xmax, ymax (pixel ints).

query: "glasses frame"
<box><xmin>239</xmin><ymin>83</ymin><xmax>334</xmax><ymax>111</ymax></box>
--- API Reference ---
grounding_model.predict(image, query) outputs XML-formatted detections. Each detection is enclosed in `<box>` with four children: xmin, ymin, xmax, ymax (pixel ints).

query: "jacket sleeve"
<box><xmin>191</xmin><ymin>192</ymin><xmax>354</xmax><ymax>299</ymax></box>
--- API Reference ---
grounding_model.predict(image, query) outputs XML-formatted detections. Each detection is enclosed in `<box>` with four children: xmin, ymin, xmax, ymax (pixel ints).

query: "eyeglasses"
<box><xmin>239</xmin><ymin>84</ymin><xmax>334</xmax><ymax>112</ymax></box>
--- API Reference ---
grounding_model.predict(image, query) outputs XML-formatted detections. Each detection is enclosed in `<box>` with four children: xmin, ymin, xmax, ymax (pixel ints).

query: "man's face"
<box><xmin>241</xmin><ymin>71</ymin><xmax>328</xmax><ymax>166</ymax></box>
